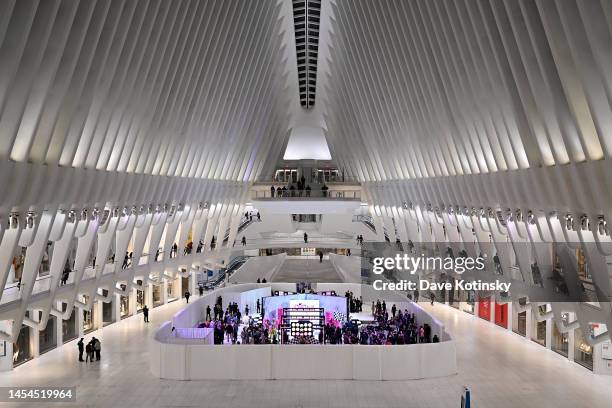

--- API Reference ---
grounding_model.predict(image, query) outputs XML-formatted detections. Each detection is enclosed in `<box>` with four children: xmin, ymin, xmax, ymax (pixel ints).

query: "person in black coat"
<box><xmin>77</xmin><ymin>338</ymin><xmax>84</xmax><ymax>362</ymax></box>
<box><xmin>143</xmin><ymin>305</ymin><xmax>149</xmax><ymax>322</ymax></box>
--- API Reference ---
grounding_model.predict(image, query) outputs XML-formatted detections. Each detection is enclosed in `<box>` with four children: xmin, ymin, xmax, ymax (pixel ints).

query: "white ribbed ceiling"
<box><xmin>1</xmin><ymin>0</ymin><xmax>612</xmax><ymax>188</ymax></box>
<box><xmin>322</xmin><ymin>0</ymin><xmax>612</xmax><ymax>182</ymax></box>
<box><xmin>0</xmin><ymin>0</ymin><xmax>292</xmax><ymax>182</ymax></box>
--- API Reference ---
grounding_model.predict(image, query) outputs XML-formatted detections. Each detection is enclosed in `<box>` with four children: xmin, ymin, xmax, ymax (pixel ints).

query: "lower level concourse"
<box><xmin>1</xmin><ymin>290</ymin><xmax>611</xmax><ymax>408</ymax></box>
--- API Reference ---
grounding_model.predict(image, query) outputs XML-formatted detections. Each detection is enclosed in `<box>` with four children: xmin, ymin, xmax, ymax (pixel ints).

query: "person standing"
<box><xmin>93</xmin><ymin>337</ymin><xmax>101</xmax><ymax>361</ymax></box>
<box><xmin>185</xmin><ymin>291</ymin><xmax>191</xmax><ymax>303</ymax></box>
<box><xmin>303</xmin><ymin>232</ymin><xmax>308</xmax><ymax>243</ymax></box>
<box><xmin>143</xmin><ymin>305</ymin><xmax>149</xmax><ymax>322</ymax></box>
<box><xmin>318</xmin><ymin>251</ymin><xmax>323</xmax><ymax>263</ymax></box>
<box><xmin>256</xmin><ymin>299</ymin><xmax>260</xmax><ymax>314</ymax></box>
<box><xmin>245</xmin><ymin>304</ymin><xmax>249</xmax><ymax>316</ymax></box>
<box><xmin>85</xmin><ymin>342</ymin><xmax>92</xmax><ymax>363</ymax></box>
<box><xmin>206</xmin><ymin>305</ymin><xmax>211</xmax><ymax>320</ymax></box>
<box><xmin>77</xmin><ymin>338</ymin><xmax>84</xmax><ymax>362</ymax></box>
<box><xmin>241</xmin><ymin>236</ymin><xmax>246</xmax><ymax>246</ymax></box>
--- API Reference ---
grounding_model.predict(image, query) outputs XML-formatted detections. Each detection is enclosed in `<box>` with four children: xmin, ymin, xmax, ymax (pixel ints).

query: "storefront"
<box><xmin>120</xmin><ymin>295</ymin><xmax>130</xmax><ymax>319</ymax></box>
<box><xmin>167</xmin><ymin>280</ymin><xmax>178</xmax><ymax>302</ymax></box>
<box><xmin>448</xmin><ymin>278</ymin><xmax>459</xmax><ymax>308</ymax></box>
<box><xmin>12</xmin><ymin>324</ymin><xmax>31</xmax><ymax>367</ymax></box>
<box><xmin>512</xmin><ymin>298</ymin><xmax>527</xmax><ymax>337</ymax></box>
<box><xmin>152</xmin><ymin>284</ymin><xmax>163</xmax><ymax>307</ymax></box>
<box><xmin>531</xmin><ymin>305</ymin><xmax>547</xmax><ymax>347</ymax></box>
<box><xmin>136</xmin><ymin>289</ymin><xmax>145</xmax><ymax>313</ymax></box>
<box><xmin>552</xmin><ymin>313</ymin><xmax>569</xmax><ymax>357</ymax></box>
<box><xmin>39</xmin><ymin>315</ymin><xmax>57</xmax><ymax>354</ymax></box>
<box><xmin>82</xmin><ymin>296</ymin><xmax>95</xmax><ymax>334</ymax></box>
<box><xmin>574</xmin><ymin>326</ymin><xmax>594</xmax><ymax>370</ymax></box>
<box><xmin>62</xmin><ymin>309</ymin><xmax>78</xmax><ymax>343</ymax></box>
<box><xmin>494</xmin><ymin>302</ymin><xmax>508</xmax><ymax>328</ymax></box>
<box><xmin>102</xmin><ymin>300</ymin><xmax>113</xmax><ymax>326</ymax></box>
<box><xmin>460</xmin><ymin>289</ymin><xmax>475</xmax><ymax>314</ymax></box>
<box><xmin>477</xmin><ymin>296</ymin><xmax>491</xmax><ymax>320</ymax></box>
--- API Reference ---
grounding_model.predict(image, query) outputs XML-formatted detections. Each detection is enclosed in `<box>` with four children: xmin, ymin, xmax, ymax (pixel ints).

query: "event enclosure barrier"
<box><xmin>151</xmin><ymin>282</ymin><xmax>457</xmax><ymax>380</ymax></box>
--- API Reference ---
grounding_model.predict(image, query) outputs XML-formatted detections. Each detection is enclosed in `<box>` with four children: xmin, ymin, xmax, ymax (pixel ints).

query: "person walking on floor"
<box><xmin>143</xmin><ymin>305</ymin><xmax>149</xmax><ymax>322</ymax></box>
<box><xmin>206</xmin><ymin>305</ymin><xmax>211</xmax><ymax>320</ymax></box>
<box><xmin>77</xmin><ymin>338</ymin><xmax>84</xmax><ymax>362</ymax></box>
<box><xmin>318</xmin><ymin>251</ymin><xmax>323</xmax><ymax>263</ymax></box>
<box><xmin>185</xmin><ymin>291</ymin><xmax>191</xmax><ymax>303</ymax></box>
<box><xmin>303</xmin><ymin>232</ymin><xmax>308</xmax><ymax>243</ymax></box>
<box><xmin>241</xmin><ymin>236</ymin><xmax>246</xmax><ymax>246</ymax></box>
<box><xmin>245</xmin><ymin>304</ymin><xmax>249</xmax><ymax>316</ymax></box>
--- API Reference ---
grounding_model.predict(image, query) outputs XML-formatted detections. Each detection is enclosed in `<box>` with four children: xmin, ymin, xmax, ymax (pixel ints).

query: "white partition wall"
<box><xmin>151</xmin><ymin>283</ymin><xmax>457</xmax><ymax>381</ymax></box>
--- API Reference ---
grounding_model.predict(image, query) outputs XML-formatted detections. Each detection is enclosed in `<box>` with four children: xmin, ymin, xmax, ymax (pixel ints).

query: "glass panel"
<box><xmin>62</xmin><ymin>309</ymin><xmax>78</xmax><ymax>343</ymax></box>
<box><xmin>574</xmin><ymin>327</ymin><xmax>594</xmax><ymax>370</ymax></box>
<box><xmin>39</xmin><ymin>315</ymin><xmax>57</xmax><ymax>354</ymax></box>
<box><xmin>12</xmin><ymin>325</ymin><xmax>31</xmax><ymax>366</ymax></box>
<box><xmin>552</xmin><ymin>314</ymin><xmax>569</xmax><ymax>357</ymax></box>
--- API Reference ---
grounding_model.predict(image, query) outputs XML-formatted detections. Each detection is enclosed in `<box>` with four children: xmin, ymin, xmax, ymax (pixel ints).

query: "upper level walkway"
<box><xmin>250</xmin><ymin>181</ymin><xmax>362</xmax><ymax>200</ymax></box>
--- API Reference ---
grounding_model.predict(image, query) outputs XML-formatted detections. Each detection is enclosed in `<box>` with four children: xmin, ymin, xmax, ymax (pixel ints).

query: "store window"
<box><xmin>574</xmin><ymin>327</ymin><xmax>594</xmax><ymax>370</ymax></box>
<box><xmin>136</xmin><ymin>289</ymin><xmax>145</xmax><ymax>312</ymax></box>
<box><xmin>494</xmin><ymin>302</ymin><xmax>508</xmax><ymax>328</ymax></box>
<box><xmin>461</xmin><ymin>290</ymin><xmax>475</xmax><ymax>314</ymax></box>
<box><xmin>102</xmin><ymin>301</ymin><xmax>113</xmax><ymax>326</ymax></box>
<box><xmin>513</xmin><ymin>298</ymin><xmax>527</xmax><ymax>337</ymax></box>
<box><xmin>152</xmin><ymin>284</ymin><xmax>162</xmax><ymax>307</ymax></box>
<box><xmin>167</xmin><ymin>280</ymin><xmax>177</xmax><ymax>302</ymax></box>
<box><xmin>552</xmin><ymin>313</ymin><xmax>569</xmax><ymax>357</ymax></box>
<box><xmin>62</xmin><ymin>309</ymin><xmax>78</xmax><ymax>343</ymax></box>
<box><xmin>120</xmin><ymin>295</ymin><xmax>129</xmax><ymax>319</ymax></box>
<box><xmin>531</xmin><ymin>305</ymin><xmax>547</xmax><ymax>346</ymax></box>
<box><xmin>478</xmin><ymin>296</ymin><xmax>491</xmax><ymax>320</ymax></box>
<box><xmin>39</xmin><ymin>314</ymin><xmax>57</xmax><ymax>354</ymax></box>
<box><xmin>12</xmin><ymin>324</ymin><xmax>31</xmax><ymax>366</ymax></box>
<box><xmin>82</xmin><ymin>296</ymin><xmax>95</xmax><ymax>334</ymax></box>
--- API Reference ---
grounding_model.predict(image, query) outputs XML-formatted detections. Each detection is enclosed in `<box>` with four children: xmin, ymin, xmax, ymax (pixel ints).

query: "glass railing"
<box><xmin>251</xmin><ymin>189</ymin><xmax>361</xmax><ymax>199</ymax></box>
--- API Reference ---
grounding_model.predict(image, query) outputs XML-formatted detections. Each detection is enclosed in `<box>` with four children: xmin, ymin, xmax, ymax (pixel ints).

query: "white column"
<box><xmin>93</xmin><ymin>301</ymin><xmax>103</xmax><ymax>330</ymax></box>
<box><xmin>545</xmin><ymin>305</ymin><xmax>552</xmax><ymax>349</ymax></box>
<box><xmin>162</xmin><ymin>279</ymin><xmax>168</xmax><ymax>304</ymax></box>
<box><xmin>55</xmin><ymin>313</ymin><xmax>63</xmax><ymax>346</ymax></box>
<box><xmin>30</xmin><ymin>318</ymin><xmax>40</xmax><ymax>359</ymax></box>
<box><xmin>145</xmin><ymin>283</ymin><xmax>153</xmax><ymax>308</ymax></box>
<box><xmin>506</xmin><ymin>302</ymin><xmax>513</xmax><ymax>332</ymax></box>
<box><xmin>129</xmin><ymin>288</ymin><xmax>137</xmax><ymax>316</ymax></box>
<box><xmin>77</xmin><ymin>307</ymin><xmax>84</xmax><ymax>338</ymax></box>
<box><xmin>525</xmin><ymin>307</ymin><xmax>533</xmax><ymax>339</ymax></box>
<box><xmin>567</xmin><ymin>313</ymin><xmax>576</xmax><ymax>361</ymax></box>
<box><xmin>113</xmin><ymin>294</ymin><xmax>122</xmax><ymax>322</ymax></box>
<box><xmin>190</xmin><ymin>271</ymin><xmax>197</xmax><ymax>296</ymax></box>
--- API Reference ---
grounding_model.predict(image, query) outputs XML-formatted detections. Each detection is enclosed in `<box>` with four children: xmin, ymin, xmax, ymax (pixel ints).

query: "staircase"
<box><xmin>272</xmin><ymin>258</ymin><xmax>342</xmax><ymax>283</ymax></box>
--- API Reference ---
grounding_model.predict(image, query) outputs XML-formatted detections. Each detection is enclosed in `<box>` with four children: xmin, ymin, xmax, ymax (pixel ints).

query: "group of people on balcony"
<box><xmin>269</xmin><ymin>175</ymin><xmax>336</xmax><ymax>198</ymax></box>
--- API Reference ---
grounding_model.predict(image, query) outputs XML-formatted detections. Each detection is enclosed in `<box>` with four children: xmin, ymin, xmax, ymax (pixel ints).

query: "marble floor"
<box><xmin>1</xmin><ymin>298</ymin><xmax>612</xmax><ymax>408</ymax></box>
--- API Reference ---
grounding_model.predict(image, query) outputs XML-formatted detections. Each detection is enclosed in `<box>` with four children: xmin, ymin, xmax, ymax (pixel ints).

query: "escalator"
<box><xmin>202</xmin><ymin>256</ymin><xmax>250</xmax><ymax>289</ymax></box>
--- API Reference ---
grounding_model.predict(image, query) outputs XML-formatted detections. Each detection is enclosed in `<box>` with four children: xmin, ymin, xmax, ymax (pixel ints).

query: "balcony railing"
<box><xmin>251</xmin><ymin>189</ymin><xmax>361</xmax><ymax>200</ymax></box>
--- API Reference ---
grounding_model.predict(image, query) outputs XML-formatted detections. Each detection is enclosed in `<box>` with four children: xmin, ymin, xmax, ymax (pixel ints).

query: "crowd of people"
<box><xmin>194</xmin><ymin>294</ymin><xmax>441</xmax><ymax>347</ymax></box>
